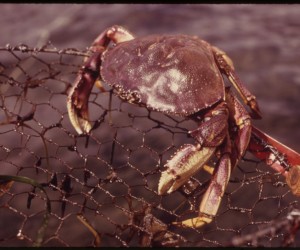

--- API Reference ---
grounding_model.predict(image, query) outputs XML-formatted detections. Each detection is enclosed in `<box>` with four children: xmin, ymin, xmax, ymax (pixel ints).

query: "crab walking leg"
<box><xmin>225</xmin><ymin>88</ymin><xmax>252</xmax><ymax>167</ymax></box>
<box><xmin>226</xmin><ymin>87</ymin><xmax>300</xmax><ymax>196</ymax></box>
<box><xmin>226</xmin><ymin>89</ymin><xmax>300</xmax><ymax>196</ymax></box>
<box><xmin>212</xmin><ymin>46</ymin><xmax>262</xmax><ymax>119</ymax></box>
<box><xmin>67</xmin><ymin>26</ymin><xmax>135</xmax><ymax>134</ymax></box>
<box><xmin>249</xmin><ymin>126</ymin><xmax>300</xmax><ymax>196</ymax></box>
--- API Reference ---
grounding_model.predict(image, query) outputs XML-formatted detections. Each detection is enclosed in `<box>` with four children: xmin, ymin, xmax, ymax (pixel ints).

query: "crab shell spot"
<box><xmin>139</xmin><ymin>68</ymin><xmax>190</xmax><ymax>113</ymax></box>
<box><xmin>100</xmin><ymin>34</ymin><xmax>225</xmax><ymax>116</ymax></box>
<box><xmin>158</xmin><ymin>145</ymin><xmax>215</xmax><ymax>194</ymax></box>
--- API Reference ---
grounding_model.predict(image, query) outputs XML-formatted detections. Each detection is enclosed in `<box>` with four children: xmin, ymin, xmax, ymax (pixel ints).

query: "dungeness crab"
<box><xmin>67</xmin><ymin>25</ymin><xmax>300</xmax><ymax>228</ymax></box>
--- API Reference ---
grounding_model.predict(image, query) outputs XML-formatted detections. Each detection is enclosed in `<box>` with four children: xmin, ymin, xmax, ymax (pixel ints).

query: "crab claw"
<box><xmin>158</xmin><ymin>144</ymin><xmax>215</xmax><ymax>195</ymax></box>
<box><xmin>67</xmin><ymin>52</ymin><xmax>102</xmax><ymax>134</ymax></box>
<box><xmin>67</xmin><ymin>77</ymin><xmax>93</xmax><ymax>134</ymax></box>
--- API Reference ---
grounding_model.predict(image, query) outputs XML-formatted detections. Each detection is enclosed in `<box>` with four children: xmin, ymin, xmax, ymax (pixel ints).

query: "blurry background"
<box><xmin>0</xmin><ymin>4</ymin><xmax>299</xmax><ymax>247</ymax></box>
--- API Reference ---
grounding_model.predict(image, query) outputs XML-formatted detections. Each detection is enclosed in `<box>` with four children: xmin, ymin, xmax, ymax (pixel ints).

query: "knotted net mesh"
<box><xmin>0</xmin><ymin>44</ymin><xmax>299</xmax><ymax>247</ymax></box>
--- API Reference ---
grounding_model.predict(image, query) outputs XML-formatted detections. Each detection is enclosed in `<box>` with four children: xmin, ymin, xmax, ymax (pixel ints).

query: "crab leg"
<box><xmin>159</xmin><ymin>102</ymin><xmax>229</xmax><ymax>193</ymax></box>
<box><xmin>177</xmin><ymin>90</ymin><xmax>253</xmax><ymax>228</ymax></box>
<box><xmin>67</xmin><ymin>26</ymin><xmax>134</xmax><ymax>134</ymax></box>
<box><xmin>159</xmin><ymin>102</ymin><xmax>234</xmax><ymax>228</ymax></box>
<box><xmin>67</xmin><ymin>52</ymin><xmax>102</xmax><ymax>134</ymax></box>
<box><xmin>176</xmin><ymin>135</ymin><xmax>232</xmax><ymax>228</ymax></box>
<box><xmin>160</xmin><ymin>89</ymin><xmax>254</xmax><ymax>228</ymax></box>
<box><xmin>225</xmin><ymin>87</ymin><xmax>252</xmax><ymax>167</ymax></box>
<box><xmin>248</xmin><ymin>126</ymin><xmax>300</xmax><ymax>196</ymax></box>
<box><xmin>226</xmin><ymin>87</ymin><xmax>300</xmax><ymax>196</ymax></box>
<box><xmin>212</xmin><ymin>46</ymin><xmax>262</xmax><ymax>119</ymax></box>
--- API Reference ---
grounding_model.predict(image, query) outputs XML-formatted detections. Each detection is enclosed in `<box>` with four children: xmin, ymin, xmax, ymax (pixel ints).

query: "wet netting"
<box><xmin>0</xmin><ymin>44</ymin><xmax>299</xmax><ymax>247</ymax></box>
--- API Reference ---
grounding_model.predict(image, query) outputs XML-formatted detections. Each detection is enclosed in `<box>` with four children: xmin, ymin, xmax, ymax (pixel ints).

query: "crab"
<box><xmin>67</xmin><ymin>25</ymin><xmax>300</xmax><ymax>228</ymax></box>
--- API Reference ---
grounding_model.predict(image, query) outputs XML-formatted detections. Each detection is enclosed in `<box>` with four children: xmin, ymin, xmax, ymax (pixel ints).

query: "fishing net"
<box><xmin>0</xmin><ymin>44</ymin><xmax>299</xmax><ymax>247</ymax></box>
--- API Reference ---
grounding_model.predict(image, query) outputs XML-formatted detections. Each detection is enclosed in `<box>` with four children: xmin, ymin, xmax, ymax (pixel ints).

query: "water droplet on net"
<box><xmin>18</xmin><ymin>44</ymin><xmax>29</xmax><ymax>52</ymax></box>
<box><xmin>17</xmin><ymin>230</ymin><xmax>24</xmax><ymax>240</ymax></box>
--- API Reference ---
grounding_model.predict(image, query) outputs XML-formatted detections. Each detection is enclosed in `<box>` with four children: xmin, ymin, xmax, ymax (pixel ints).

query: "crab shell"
<box><xmin>100</xmin><ymin>35</ymin><xmax>225</xmax><ymax>116</ymax></box>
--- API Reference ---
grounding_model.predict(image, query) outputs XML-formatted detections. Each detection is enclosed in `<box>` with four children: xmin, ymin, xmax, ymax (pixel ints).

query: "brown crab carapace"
<box><xmin>67</xmin><ymin>25</ymin><xmax>300</xmax><ymax>228</ymax></box>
